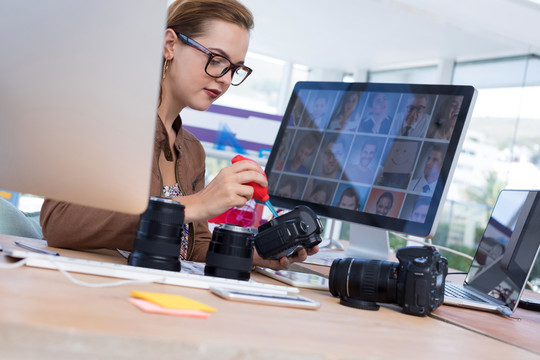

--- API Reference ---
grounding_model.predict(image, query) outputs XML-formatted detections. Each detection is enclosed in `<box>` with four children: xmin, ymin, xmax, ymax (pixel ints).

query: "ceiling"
<box><xmin>241</xmin><ymin>0</ymin><xmax>540</xmax><ymax>73</ymax></box>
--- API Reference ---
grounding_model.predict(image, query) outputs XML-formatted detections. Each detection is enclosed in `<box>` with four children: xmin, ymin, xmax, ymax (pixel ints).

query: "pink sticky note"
<box><xmin>128</xmin><ymin>297</ymin><xmax>210</xmax><ymax>319</ymax></box>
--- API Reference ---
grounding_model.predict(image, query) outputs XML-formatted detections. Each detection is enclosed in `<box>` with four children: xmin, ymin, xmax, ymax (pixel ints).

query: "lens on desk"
<box><xmin>128</xmin><ymin>196</ymin><xmax>184</xmax><ymax>272</ymax></box>
<box><xmin>329</xmin><ymin>258</ymin><xmax>398</xmax><ymax>303</ymax></box>
<box><xmin>205</xmin><ymin>224</ymin><xmax>254</xmax><ymax>281</ymax></box>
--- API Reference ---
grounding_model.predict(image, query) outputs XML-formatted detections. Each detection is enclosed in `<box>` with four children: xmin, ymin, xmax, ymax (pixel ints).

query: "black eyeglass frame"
<box><xmin>176</xmin><ymin>32</ymin><xmax>252</xmax><ymax>86</ymax></box>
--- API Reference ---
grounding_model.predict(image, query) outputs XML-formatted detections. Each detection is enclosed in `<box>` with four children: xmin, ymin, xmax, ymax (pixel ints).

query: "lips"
<box><xmin>204</xmin><ymin>88</ymin><xmax>221</xmax><ymax>99</ymax></box>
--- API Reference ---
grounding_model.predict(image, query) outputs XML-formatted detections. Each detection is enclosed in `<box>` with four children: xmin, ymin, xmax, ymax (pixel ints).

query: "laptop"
<box><xmin>444</xmin><ymin>189</ymin><xmax>540</xmax><ymax>316</ymax></box>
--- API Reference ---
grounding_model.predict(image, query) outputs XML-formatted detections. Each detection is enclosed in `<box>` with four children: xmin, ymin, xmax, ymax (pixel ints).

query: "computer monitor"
<box><xmin>0</xmin><ymin>1</ymin><xmax>167</xmax><ymax>214</ymax></box>
<box><xmin>265</xmin><ymin>81</ymin><xmax>477</xmax><ymax>259</ymax></box>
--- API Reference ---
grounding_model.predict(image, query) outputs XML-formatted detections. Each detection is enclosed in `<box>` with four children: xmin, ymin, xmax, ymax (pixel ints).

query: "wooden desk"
<box><xmin>0</xmin><ymin>234</ymin><xmax>538</xmax><ymax>359</ymax></box>
<box><xmin>304</xmin><ymin>252</ymin><xmax>540</xmax><ymax>356</ymax></box>
<box><xmin>433</xmin><ymin>281</ymin><xmax>540</xmax><ymax>355</ymax></box>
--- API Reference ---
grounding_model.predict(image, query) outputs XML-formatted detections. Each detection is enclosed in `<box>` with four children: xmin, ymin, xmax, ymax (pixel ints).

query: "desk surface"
<box><xmin>1</xmin><ymin>234</ymin><xmax>539</xmax><ymax>360</ymax></box>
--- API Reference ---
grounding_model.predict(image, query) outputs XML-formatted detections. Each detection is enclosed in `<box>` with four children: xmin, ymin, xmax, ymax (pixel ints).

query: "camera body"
<box><xmin>254</xmin><ymin>205</ymin><xmax>323</xmax><ymax>260</ymax></box>
<box><xmin>329</xmin><ymin>246</ymin><xmax>448</xmax><ymax>316</ymax></box>
<box><xmin>395</xmin><ymin>246</ymin><xmax>448</xmax><ymax>316</ymax></box>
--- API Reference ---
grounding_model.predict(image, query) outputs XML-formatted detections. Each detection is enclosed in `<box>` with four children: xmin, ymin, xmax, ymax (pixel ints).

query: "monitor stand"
<box><xmin>319</xmin><ymin>218</ymin><xmax>345</xmax><ymax>251</ymax></box>
<box><xmin>344</xmin><ymin>223</ymin><xmax>390</xmax><ymax>261</ymax></box>
<box><xmin>319</xmin><ymin>220</ymin><xmax>390</xmax><ymax>261</ymax></box>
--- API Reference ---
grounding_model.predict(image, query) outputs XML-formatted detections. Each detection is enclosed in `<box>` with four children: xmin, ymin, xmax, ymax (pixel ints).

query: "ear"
<box><xmin>163</xmin><ymin>28</ymin><xmax>177</xmax><ymax>60</ymax></box>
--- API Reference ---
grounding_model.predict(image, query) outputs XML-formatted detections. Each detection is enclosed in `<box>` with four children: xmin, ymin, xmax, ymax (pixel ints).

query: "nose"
<box><xmin>215</xmin><ymin>72</ymin><xmax>232</xmax><ymax>87</ymax></box>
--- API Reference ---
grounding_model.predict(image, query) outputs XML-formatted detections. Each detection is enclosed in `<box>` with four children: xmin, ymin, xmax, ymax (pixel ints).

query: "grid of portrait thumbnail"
<box><xmin>268</xmin><ymin>88</ymin><xmax>464</xmax><ymax>223</ymax></box>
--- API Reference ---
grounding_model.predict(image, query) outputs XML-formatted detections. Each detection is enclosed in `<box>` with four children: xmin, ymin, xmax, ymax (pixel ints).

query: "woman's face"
<box><xmin>371</xmin><ymin>93</ymin><xmax>388</xmax><ymax>115</ymax></box>
<box><xmin>312</xmin><ymin>97</ymin><xmax>327</xmax><ymax>119</ymax></box>
<box><xmin>164</xmin><ymin>20</ymin><xmax>250</xmax><ymax>111</ymax></box>
<box><xmin>309</xmin><ymin>189</ymin><xmax>328</xmax><ymax>204</ymax></box>
<box><xmin>344</xmin><ymin>93</ymin><xmax>359</xmax><ymax>114</ymax></box>
<box><xmin>376</xmin><ymin>196</ymin><xmax>392</xmax><ymax>215</ymax></box>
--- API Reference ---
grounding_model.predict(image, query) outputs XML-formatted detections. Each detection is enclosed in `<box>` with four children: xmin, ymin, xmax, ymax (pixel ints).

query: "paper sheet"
<box><xmin>130</xmin><ymin>290</ymin><xmax>217</xmax><ymax>312</ymax></box>
<box><xmin>128</xmin><ymin>297</ymin><xmax>210</xmax><ymax>318</ymax></box>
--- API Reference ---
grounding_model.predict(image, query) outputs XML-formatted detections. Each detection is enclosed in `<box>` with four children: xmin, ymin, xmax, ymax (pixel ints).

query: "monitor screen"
<box><xmin>265</xmin><ymin>81</ymin><xmax>477</xmax><ymax>257</ymax></box>
<box><xmin>0</xmin><ymin>2</ymin><xmax>167</xmax><ymax>214</ymax></box>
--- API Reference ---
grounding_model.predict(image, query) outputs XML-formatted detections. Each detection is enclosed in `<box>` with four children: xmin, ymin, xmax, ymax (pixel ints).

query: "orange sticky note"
<box><xmin>130</xmin><ymin>290</ymin><xmax>217</xmax><ymax>312</ymax></box>
<box><xmin>128</xmin><ymin>298</ymin><xmax>210</xmax><ymax>319</ymax></box>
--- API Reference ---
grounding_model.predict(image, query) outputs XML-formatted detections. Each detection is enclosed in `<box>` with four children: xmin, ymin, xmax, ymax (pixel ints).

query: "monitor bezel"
<box><xmin>265</xmin><ymin>81</ymin><xmax>477</xmax><ymax>237</ymax></box>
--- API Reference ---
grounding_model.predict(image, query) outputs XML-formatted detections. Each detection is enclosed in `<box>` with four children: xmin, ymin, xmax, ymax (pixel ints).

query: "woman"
<box><xmin>358</xmin><ymin>93</ymin><xmax>393</xmax><ymax>134</ymax></box>
<box><xmin>40</xmin><ymin>0</ymin><xmax>317</xmax><ymax>269</ymax></box>
<box><xmin>328</xmin><ymin>92</ymin><xmax>360</xmax><ymax>131</ymax></box>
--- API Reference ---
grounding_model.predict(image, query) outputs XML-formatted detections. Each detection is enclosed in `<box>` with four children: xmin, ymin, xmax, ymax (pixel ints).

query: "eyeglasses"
<box><xmin>407</xmin><ymin>105</ymin><xmax>426</xmax><ymax>113</ymax></box>
<box><xmin>176</xmin><ymin>33</ymin><xmax>252</xmax><ymax>86</ymax></box>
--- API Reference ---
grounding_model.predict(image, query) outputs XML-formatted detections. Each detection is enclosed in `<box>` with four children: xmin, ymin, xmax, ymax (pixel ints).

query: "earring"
<box><xmin>162</xmin><ymin>58</ymin><xmax>170</xmax><ymax>80</ymax></box>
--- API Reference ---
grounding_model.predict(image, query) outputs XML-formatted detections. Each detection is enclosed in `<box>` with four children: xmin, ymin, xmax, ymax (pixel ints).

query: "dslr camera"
<box><xmin>329</xmin><ymin>246</ymin><xmax>448</xmax><ymax>316</ymax></box>
<box><xmin>254</xmin><ymin>205</ymin><xmax>323</xmax><ymax>260</ymax></box>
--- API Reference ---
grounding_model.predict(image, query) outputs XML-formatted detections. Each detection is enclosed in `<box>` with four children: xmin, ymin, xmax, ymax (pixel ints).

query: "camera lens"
<box><xmin>205</xmin><ymin>224</ymin><xmax>254</xmax><ymax>281</ymax></box>
<box><xmin>329</xmin><ymin>258</ymin><xmax>398</xmax><ymax>304</ymax></box>
<box><xmin>128</xmin><ymin>196</ymin><xmax>185</xmax><ymax>272</ymax></box>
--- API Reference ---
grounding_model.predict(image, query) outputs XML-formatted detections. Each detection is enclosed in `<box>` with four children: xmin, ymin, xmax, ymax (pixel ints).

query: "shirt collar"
<box><xmin>156</xmin><ymin>114</ymin><xmax>182</xmax><ymax>161</ymax></box>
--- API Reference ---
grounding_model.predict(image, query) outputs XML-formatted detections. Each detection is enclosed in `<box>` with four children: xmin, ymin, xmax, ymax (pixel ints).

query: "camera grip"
<box><xmin>255</xmin><ymin>220</ymin><xmax>301</xmax><ymax>259</ymax></box>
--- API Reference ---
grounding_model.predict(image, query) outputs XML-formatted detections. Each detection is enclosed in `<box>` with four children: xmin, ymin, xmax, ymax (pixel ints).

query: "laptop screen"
<box><xmin>465</xmin><ymin>190</ymin><xmax>540</xmax><ymax>310</ymax></box>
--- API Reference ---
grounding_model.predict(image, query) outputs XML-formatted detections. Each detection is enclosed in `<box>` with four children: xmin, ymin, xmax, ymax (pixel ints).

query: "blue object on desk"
<box><xmin>0</xmin><ymin>189</ymin><xmax>20</xmax><ymax>207</ymax></box>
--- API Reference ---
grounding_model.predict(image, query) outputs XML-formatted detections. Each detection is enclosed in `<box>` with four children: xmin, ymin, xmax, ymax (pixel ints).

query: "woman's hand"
<box><xmin>252</xmin><ymin>245</ymin><xmax>320</xmax><ymax>270</ymax></box>
<box><xmin>180</xmin><ymin>160</ymin><xmax>267</xmax><ymax>223</ymax></box>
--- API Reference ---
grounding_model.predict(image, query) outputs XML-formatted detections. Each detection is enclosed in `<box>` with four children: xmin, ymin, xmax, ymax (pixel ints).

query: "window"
<box><xmin>289</xmin><ymin>64</ymin><xmax>310</xmax><ymax>91</ymax></box>
<box><xmin>215</xmin><ymin>52</ymin><xmax>309</xmax><ymax>115</ymax></box>
<box><xmin>450</xmin><ymin>56</ymin><xmax>540</xmax><ymax>203</ymax></box>
<box><xmin>441</xmin><ymin>55</ymin><xmax>540</xmax><ymax>284</ymax></box>
<box><xmin>368</xmin><ymin>65</ymin><xmax>438</xmax><ymax>84</ymax></box>
<box><xmin>215</xmin><ymin>52</ymin><xmax>286</xmax><ymax>114</ymax></box>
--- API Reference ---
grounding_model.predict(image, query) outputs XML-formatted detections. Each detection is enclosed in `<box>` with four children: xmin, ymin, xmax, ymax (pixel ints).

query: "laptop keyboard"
<box><xmin>445</xmin><ymin>282</ymin><xmax>489</xmax><ymax>303</ymax></box>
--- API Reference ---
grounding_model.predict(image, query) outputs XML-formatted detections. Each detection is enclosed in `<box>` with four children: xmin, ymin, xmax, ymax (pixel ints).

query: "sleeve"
<box><xmin>40</xmin><ymin>199</ymin><xmax>139</xmax><ymax>251</ymax></box>
<box><xmin>188</xmin><ymin>220</ymin><xmax>212</xmax><ymax>262</ymax></box>
<box><xmin>179</xmin><ymin>127</ymin><xmax>213</xmax><ymax>263</ymax></box>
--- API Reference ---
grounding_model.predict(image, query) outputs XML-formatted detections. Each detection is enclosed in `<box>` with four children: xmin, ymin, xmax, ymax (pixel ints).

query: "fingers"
<box><xmin>230</xmin><ymin>158</ymin><xmax>264</xmax><ymax>173</ymax></box>
<box><xmin>261</xmin><ymin>248</ymin><xmax>309</xmax><ymax>270</ymax></box>
<box><xmin>229</xmin><ymin>160</ymin><xmax>268</xmax><ymax>187</ymax></box>
<box><xmin>252</xmin><ymin>251</ymin><xmax>289</xmax><ymax>270</ymax></box>
<box><xmin>278</xmin><ymin>256</ymin><xmax>291</xmax><ymax>269</ymax></box>
<box><xmin>306</xmin><ymin>245</ymin><xmax>319</xmax><ymax>256</ymax></box>
<box><xmin>290</xmin><ymin>248</ymin><xmax>308</xmax><ymax>262</ymax></box>
<box><xmin>208</xmin><ymin>164</ymin><xmax>266</xmax><ymax>199</ymax></box>
<box><xmin>186</xmin><ymin>158</ymin><xmax>270</xmax><ymax>223</ymax></box>
<box><xmin>252</xmin><ymin>243</ymin><xmax>318</xmax><ymax>272</ymax></box>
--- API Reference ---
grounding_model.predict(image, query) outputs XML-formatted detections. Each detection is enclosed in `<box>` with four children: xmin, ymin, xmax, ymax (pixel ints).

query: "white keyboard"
<box><xmin>4</xmin><ymin>249</ymin><xmax>299</xmax><ymax>294</ymax></box>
